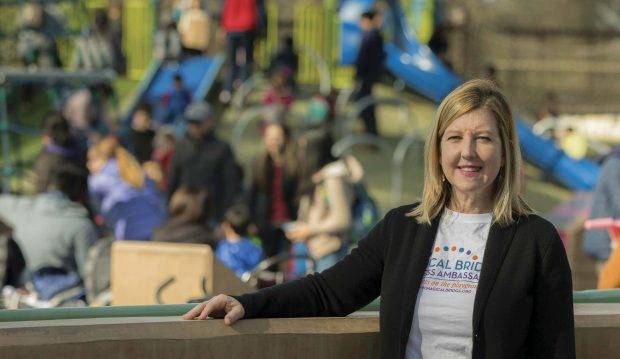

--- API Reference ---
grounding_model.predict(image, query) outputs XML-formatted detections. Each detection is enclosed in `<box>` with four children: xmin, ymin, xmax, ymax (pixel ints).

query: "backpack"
<box><xmin>348</xmin><ymin>183</ymin><xmax>380</xmax><ymax>246</ymax></box>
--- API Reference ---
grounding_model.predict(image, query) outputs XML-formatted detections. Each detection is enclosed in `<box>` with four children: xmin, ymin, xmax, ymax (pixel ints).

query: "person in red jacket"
<box><xmin>219</xmin><ymin>0</ymin><xmax>266</xmax><ymax>104</ymax></box>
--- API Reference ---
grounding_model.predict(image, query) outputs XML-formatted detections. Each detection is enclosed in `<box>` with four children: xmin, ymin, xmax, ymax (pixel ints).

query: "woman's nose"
<box><xmin>461</xmin><ymin>136</ymin><xmax>476</xmax><ymax>158</ymax></box>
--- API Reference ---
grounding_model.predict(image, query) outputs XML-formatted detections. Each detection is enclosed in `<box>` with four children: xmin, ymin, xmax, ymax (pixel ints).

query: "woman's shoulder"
<box><xmin>513</xmin><ymin>213</ymin><xmax>562</xmax><ymax>248</ymax></box>
<box><xmin>514</xmin><ymin>213</ymin><xmax>556</xmax><ymax>231</ymax></box>
<box><xmin>382</xmin><ymin>203</ymin><xmax>421</xmax><ymax>225</ymax></box>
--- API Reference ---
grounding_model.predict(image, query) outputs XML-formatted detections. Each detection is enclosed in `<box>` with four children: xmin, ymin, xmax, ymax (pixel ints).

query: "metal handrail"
<box><xmin>230</xmin><ymin>105</ymin><xmax>267</xmax><ymax>151</ymax></box>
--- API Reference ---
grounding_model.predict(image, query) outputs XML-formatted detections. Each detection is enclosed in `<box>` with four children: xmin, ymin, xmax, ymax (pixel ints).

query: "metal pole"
<box><xmin>231</xmin><ymin>73</ymin><xmax>266</xmax><ymax>113</ymax></box>
<box><xmin>391</xmin><ymin>135</ymin><xmax>421</xmax><ymax>206</ymax></box>
<box><xmin>0</xmin><ymin>87</ymin><xmax>12</xmax><ymax>193</ymax></box>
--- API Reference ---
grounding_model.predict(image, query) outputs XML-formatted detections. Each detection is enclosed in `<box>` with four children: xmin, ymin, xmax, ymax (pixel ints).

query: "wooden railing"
<box><xmin>1</xmin><ymin>304</ymin><xmax>620</xmax><ymax>358</ymax></box>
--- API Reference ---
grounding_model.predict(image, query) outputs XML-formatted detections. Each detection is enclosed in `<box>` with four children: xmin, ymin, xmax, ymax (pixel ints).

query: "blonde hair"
<box><xmin>409</xmin><ymin>79</ymin><xmax>532</xmax><ymax>226</ymax></box>
<box><xmin>90</xmin><ymin>137</ymin><xmax>145</xmax><ymax>188</ymax></box>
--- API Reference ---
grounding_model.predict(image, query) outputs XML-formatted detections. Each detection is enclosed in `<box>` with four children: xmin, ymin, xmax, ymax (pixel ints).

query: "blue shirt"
<box><xmin>216</xmin><ymin>237</ymin><xmax>262</xmax><ymax>277</ymax></box>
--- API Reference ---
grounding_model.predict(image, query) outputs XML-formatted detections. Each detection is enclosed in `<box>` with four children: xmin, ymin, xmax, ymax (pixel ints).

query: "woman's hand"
<box><xmin>286</xmin><ymin>223</ymin><xmax>312</xmax><ymax>242</ymax></box>
<box><xmin>182</xmin><ymin>294</ymin><xmax>245</xmax><ymax>325</ymax></box>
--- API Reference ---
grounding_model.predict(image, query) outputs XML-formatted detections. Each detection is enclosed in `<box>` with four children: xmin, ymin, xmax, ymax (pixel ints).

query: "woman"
<box><xmin>88</xmin><ymin>137</ymin><xmax>165</xmax><ymax>241</ymax></box>
<box><xmin>286</xmin><ymin>128</ymin><xmax>362</xmax><ymax>273</ymax></box>
<box><xmin>183</xmin><ymin>80</ymin><xmax>575</xmax><ymax>358</ymax></box>
<box><xmin>152</xmin><ymin>186</ymin><xmax>217</xmax><ymax>247</ymax></box>
<box><xmin>32</xmin><ymin>112</ymin><xmax>86</xmax><ymax>193</ymax></box>
<box><xmin>248</xmin><ymin>122</ymin><xmax>298</xmax><ymax>260</ymax></box>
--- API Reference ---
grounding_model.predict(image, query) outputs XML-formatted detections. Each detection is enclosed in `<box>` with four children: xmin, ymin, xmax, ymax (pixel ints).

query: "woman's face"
<box><xmin>264</xmin><ymin>124</ymin><xmax>286</xmax><ymax>156</ymax></box>
<box><xmin>440</xmin><ymin>108</ymin><xmax>504</xmax><ymax>207</ymax></box>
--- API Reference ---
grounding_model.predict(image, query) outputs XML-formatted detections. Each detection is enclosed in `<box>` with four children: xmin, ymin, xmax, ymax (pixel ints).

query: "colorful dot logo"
<box><xmin>434</xmin><ymin>246</ymin><xmax>480</xmax><ymax>261</ymax></box>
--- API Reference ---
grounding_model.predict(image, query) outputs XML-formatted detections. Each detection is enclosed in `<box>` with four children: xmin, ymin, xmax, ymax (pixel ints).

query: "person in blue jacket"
<box><xmin>216</xmin><ymin>204</ymin><xmax>262</xmax><ymax>277</ymax></box>
<box><xmin>88</xmin><ymin>137</ymin><xmax>165</xmax><ymax>241</ymax></box>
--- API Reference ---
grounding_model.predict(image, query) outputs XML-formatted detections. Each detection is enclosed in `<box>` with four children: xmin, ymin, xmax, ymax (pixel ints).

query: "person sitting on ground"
<box><xmin>88</xmin><ymin>137</ymin><xmax>165</xmax><ymax>241</ymax></box>
<box><xmin>152</xmin><ymin>186</ymin><xmax>218</xmax><ymax>247</ymax></box>
<box><xmin>128</xmin><ymin>102</ymin><xmax>156</xmax><ymax>164</ymax></box>
<box><xmin>32</xmin><ymin>112</ymin><xmax>86</xmax><ymax>193</ymax></box>
<box><xmin>0</xmin><ymin>164</ymin><xmax>97</xmax><ymax>295</ymax></box>
<box><xmin>216</xmin><ymin>204</ymin><xmax>263</xmax><ymax>278</ymax></box>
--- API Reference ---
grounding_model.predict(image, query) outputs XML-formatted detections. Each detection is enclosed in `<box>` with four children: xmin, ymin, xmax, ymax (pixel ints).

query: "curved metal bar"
<box><xmin>201</xmin><ymin>275</ymin><xmax>209</xmax><ymax>296</ymax></box>
<box><xmin>154</xmin><ymin>276</ymin><xmax>176</xmax><ymax>305</ymax></box>
<box><xmin>391</xmin><ymin>135</ymin><xmax>422</xmax><ymax>206</ymax></box>
<box><xmin>298</xmin><ymin>46</ymin><xmax>332</xmax><ymax>96</ymax></box>
<box><xmin>230</xmin><ymin>105</ymin><xmax>266</xmax><ymax>151</ymax></box>
<box><xmin>8</xmin><ymin>123</ymin><xmax>42</xmax><ymax>137</ymax></box>
<box><xmin>345</xmin><ymin>95</ymin><xmax>416</xmax><ymax>136</ymax></box>
<box><xmin>231</xmin><ymin>73</ymin><xmax>266</xmax><ymax>113</ymax></box>
<box><xmin>332</xmin><ymin>133</ymin><xmax>393</xmax><ymax>158</ymax></box>
<box><xmin>335</xmin><ymin>86</ymin><xmax>355</xmax><ymax>117</ymax></box>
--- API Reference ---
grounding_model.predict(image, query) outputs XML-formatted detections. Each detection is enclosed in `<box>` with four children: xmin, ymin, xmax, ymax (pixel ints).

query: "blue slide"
<box><xmin>339</xmin><ymin>0</ymin><xmax>599</xmax><ymax>190</ymax></box>
<box><xmin>123</xmin><ymin>55</ymin><xmax>225</xmax><ymax>124</ymax></box>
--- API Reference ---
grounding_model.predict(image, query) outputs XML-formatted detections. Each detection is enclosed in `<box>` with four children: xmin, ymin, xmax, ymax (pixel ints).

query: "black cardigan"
<box><xmin>235</xmin><ymin>204</ymin><xmax>576</xmax><ymax>359</ymax></box>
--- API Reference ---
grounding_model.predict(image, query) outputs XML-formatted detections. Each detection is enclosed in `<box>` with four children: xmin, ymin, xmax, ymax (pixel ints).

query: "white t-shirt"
<box><xmin>406</xmin><ymin>208</ymin><xmax>493</xmax><ymax>359</ymax></box>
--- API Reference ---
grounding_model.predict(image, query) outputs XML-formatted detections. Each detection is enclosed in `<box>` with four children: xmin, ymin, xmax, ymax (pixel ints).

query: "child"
<box><xmin>129</xmin><ymin>103</ymin><xmax>156</xmax><ymax>164</ymax></box>
<box><xmin>161</xmin><ymin>74</ymin><xmax>192</xmax><ymax>125</ymax></box>
<box><xmin>148</xmin><ymin>126</ymin><xmax>176</xmax><ymax>190</ymax></box>
<box><xmin>262</xmin><ymin>68</ymin><xmax>294</xmax><ymax>109</ymax></box>
<box><xmin>216</xmin><ymin>205</ymin><xmax>263</xmax><ymax>278</ymax></box>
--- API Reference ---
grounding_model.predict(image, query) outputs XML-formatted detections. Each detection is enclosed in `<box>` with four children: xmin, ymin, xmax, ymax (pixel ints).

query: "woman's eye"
<box><xmin>447</xmin><ymin>136</ymin><xmax>461</xmax><ymax>141</ymax></box>
<box><xmin>477</xmin><ymin>136</ymin><xmax>492</xmax><ymax>142</ymax></box>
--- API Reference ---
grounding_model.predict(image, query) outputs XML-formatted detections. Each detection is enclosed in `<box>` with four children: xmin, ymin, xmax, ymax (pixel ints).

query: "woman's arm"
<box><xmin>529</xmin><ymin>226</ymin><xmax>576</xmax><ymax>358</ymax></box>
<box><xmin>184</xmin><ymin>207</ymin><xmax>395</xmax><ymax>321</ymax></box>
<box><xmin>234</xmin><ymin>207</ymin><xmax>391</xmax><ymax>319</ymax></box>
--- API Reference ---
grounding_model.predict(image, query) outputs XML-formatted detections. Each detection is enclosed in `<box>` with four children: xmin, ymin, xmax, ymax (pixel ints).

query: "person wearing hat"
<box><xmin>167</xmin><ymin>101</ymin><xmax>242</xmax><ymax>221</ymax></box>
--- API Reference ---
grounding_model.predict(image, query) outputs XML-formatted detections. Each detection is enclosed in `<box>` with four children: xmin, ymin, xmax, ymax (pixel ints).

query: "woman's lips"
<box><xmin>458</xmin><ymin>166</ymin><xmax>482</xmax><ymax>177</ymax></box>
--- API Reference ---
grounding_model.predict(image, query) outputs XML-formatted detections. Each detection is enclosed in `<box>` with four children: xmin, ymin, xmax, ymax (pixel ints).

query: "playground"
<box><xmin>1</xmin><ymin>0</ymin><xmax>620</xmax><ymax>357</ymax></box>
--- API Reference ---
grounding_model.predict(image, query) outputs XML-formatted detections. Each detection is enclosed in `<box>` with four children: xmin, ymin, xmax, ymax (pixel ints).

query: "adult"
<box><xmin>128</xmin><ymin>102</ymin><xmax>156</xmax><ymax>164</ymax></box>
<box><xmin>184</xmin><ymin>79</ymin><xmax>575</xmax><ymax>359</ymax></box>
<box><xmin>32</xmin><ymin>112</ymin><xmax>86</xmax><ymax>193</ymax></box>
<box><xmin>0</xmin><ymin>164</ymin><xmax>96</xmax><ymax>283</ymax></box>
<box><xmin>248</xmin><ymin>122</ymin><xmax>298</xmax><ymax>259</ymax></box>
<box><xmin>152</xmin><ymin>186</ymin><xmax>218</xmax><ymax>247</ymax></box>
<box><xmin>285</xmin><ymin>129</ymin><xmax>362</xmax><ymax>273</ymax></box>
<box><xmin>355</xmin><ymin>10</ymin><xmax>385</xmax><ymax>136</ymax></box>
<box><xmin>167</xmin><ymin>102</ymin><xmax>241</xmax><ymax>221</ymax></box>
<box><xmin>583</xmin><ymin>147</ymin><xmax>620</xmax><ymax>268</ymax></box>
<box><xmin>219</xmin><ymin>0</ymin><xmax>265</xmax><ymax>103</ymax></box>
<box><xmin>177</xmin><ymin>0</ymin><xmax>210</xmax><ymax>57</ymax></box>
<box><xmin>88</xmin><ymin>138</ymin><xmax>165</xmax><ymax>241</ymax></box>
